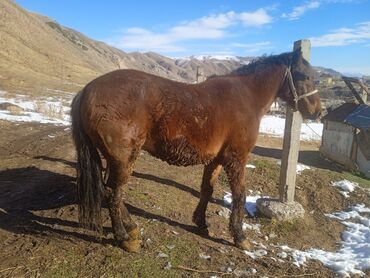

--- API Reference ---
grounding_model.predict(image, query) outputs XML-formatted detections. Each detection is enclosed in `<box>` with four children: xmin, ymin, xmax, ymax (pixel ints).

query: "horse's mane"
<box><xmin>205</xmin><ymin>50</ymin><xmax>311</xmax><ymax>81</ymax></box>
<box><xmin>231</xmin><ymin>52</ymin><xmax>293</xmax><ymax>76</ymax></box>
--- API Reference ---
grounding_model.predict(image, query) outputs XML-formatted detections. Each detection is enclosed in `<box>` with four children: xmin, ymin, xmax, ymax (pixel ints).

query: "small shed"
<box><xmin>320</xmin><ymin>103</ymin><xmax>370</xmax><ymax>178</ymax></box>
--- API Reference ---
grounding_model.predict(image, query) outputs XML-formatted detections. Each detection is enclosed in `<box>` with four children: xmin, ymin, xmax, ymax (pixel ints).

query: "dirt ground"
<box><xmin>0</xmin><ymin>120</ymin><xmax>369</xmax><ymax>278</ymax></box>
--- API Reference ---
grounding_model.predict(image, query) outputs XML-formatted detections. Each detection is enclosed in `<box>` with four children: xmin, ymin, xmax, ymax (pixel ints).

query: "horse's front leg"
<box><xmin>193</xmin><ymin>162</ymin><xmax>222</xmax><ymax>235</ymax></box>
<box><xmin>224</xmin><ymin>159</ymin><xmax>251</xmax><ymax>250</ymax></box>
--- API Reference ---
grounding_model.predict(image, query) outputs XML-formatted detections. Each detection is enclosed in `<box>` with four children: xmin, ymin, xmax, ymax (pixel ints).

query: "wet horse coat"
<box><xmin>71</xmin><ymin>49</ymin><xmax>321</xmax><ymax>252</ymax></box>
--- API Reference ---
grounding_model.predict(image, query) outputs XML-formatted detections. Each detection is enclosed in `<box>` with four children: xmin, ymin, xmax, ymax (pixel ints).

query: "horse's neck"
<box><xmin>240</xmin><ymin>66</ymin><xmax>285</xmax><ymax>117</ymax></box>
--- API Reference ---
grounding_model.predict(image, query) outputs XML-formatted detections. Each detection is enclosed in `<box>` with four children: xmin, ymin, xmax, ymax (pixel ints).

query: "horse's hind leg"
<box><xmin>105</xmin><ymin>157</ymin><xmax>141</xmax><ymax>252</ymax></box>
<box><xmin>193</xmin><ymin>162</ymin><xmax>222</xmax><ymax>235</ymax></box>
<box><xmin>97</xmin><ymin>122</ymin><xmax>144</xmax><ymax>252</ymax></box>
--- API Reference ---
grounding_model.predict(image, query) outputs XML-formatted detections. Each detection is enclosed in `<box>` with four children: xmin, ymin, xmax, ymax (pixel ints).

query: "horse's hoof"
<box><xmin>121</xmin><ymin>227</ymin><xmax>141</xmax><ymax>253</ymax></box>
<box><xmin>122</xmin><ymin>238</ymin><xmax>141</xmax><ymax>253</ymax></box>
<box><xmin>127</xmin><ymin>227</ymin><xmax>140</xmax><ymax>239</ymax></box>
<box><xmin>235</xmin><ymin>239</ymin><xmax>252</xmax><ymax>250</ymax></box>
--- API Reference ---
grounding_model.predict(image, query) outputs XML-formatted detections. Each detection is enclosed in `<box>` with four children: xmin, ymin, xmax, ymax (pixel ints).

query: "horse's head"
<box><xmin>279</xmin><ymin>48</ymin><xmax>322</xmax><ymax>120</ymax></box>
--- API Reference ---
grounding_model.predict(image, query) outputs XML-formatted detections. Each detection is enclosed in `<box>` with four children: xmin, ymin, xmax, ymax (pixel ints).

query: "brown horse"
<box><xmin>71</xmin><ymin>48</ymin><xmax>321</xmax><ymax>252</ymax></box>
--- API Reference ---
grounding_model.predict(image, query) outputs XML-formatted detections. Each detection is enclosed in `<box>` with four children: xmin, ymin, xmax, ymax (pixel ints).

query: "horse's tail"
<box><xmin>71</xmin><ymin>90</ymin><xmax>104</xmax><ymax>232</ymax></box>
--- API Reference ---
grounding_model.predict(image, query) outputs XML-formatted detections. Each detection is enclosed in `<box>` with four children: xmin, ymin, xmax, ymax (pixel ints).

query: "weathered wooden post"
<box><xmin>279</xmin><ymin>40</ymin><xmax>311</xmax><ymax>203</ymax></box>
<box><xmin>257</xmin><ymin>40</ymin><xmax>309</xmax><ymax>220</ymax></box>
<box><xmin>342</xmin><ymin>76</ymin><xmax>368</xmax><ymax>104</ymax></box>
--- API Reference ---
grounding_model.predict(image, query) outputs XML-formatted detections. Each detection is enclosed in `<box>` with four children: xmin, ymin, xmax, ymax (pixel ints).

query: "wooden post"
<box><xmin>343</xmin><ymin>77</ymin><xmax>365</xmax><ymax>104</ymax></box>
<box><xmin>342</xmin><ymin>76</ymin><xmax>368</xmax><ymax>104</ymax></box>
<box><xmin>278</xmin><ymin>108</ymin><xmax>302</xmax><ymax>202</ymax></box>
<box><xmin>360</xmin><ymin>88</ymin><xmax>367</xmax><ymax>103</ymax></box>
<box><xmin>257</xmin><ymin>40</ymin><xmax>308</xmax><ymax>219</ymax></box>
<box><xmin>196</xmin><ymin>66</ymin><xmax>201</xmax><ymax>83</ymax></box>
<box><xmin>278</xmin><ymin>39</ymin><xmax>310</xmax><ymax>203</ymax></box>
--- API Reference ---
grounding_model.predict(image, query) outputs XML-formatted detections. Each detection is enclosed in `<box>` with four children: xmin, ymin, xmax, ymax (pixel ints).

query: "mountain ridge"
<box><xmin>0</xmin><ymin>0</ymin><xmax>344</xmax><ymax>96</ymax></box>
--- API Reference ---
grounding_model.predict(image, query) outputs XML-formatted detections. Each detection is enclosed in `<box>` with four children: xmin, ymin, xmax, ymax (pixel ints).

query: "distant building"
<box><xmin>268</xmin><ymin>99</ymin><xmax>285</xmax><ymax>114</ymax></box>
<box><xmin>196</xmin><ymin>67</ymin><xmax>206</xmax><ymax>83</ymax></box>
<box><xmin>270</xmin><ymin>101</ymin><xmax>280</xmax><ymax>112</ymax></box>
<box><xmin>320</xmin><ymin>103</ymin><xmax>370</xmax><ymax>178</ymax></box>
<box><xmin>316</xmin><ymin>73</ymin><xmax>333</xmax><ymax>85</ymax></box>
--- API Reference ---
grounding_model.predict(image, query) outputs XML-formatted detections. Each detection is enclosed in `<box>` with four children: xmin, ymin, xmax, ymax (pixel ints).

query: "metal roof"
<box><xmin>345</xmin><ymin>105</ymin><xmax>370</xmax><ymax>129</ymax></box>
<box><xmin>322</xmin><ymin>103</ymin><xmax>358</xmax><ymax>123</ymax></box>
<box><xmin>322</xmin><ymin>103</ymin><xmax>370</xmax><ymax>130</ymax></box>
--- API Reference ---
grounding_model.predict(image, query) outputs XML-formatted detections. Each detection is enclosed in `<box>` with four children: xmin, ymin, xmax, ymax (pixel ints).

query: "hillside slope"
<box><xmin>0</xmin><ymin>0</ymin><xmax>252</xmax><ymax>95</ymax></box>
<box><xmin>0</xmin><ymin>0</ymin><xmax>341</xmax><ymax>97</ymax></box>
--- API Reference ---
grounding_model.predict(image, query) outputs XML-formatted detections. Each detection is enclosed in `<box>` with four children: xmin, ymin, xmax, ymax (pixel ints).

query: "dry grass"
<box><xmin>33</xmin><ymin>101</ymin><xmax>65</xmax><ymax>120</ymax></box>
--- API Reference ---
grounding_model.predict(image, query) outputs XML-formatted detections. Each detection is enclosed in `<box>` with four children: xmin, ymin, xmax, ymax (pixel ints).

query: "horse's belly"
<box><xmin>144</xmin><ymin>137</ymin><xmax>215</xmax><ymax>166</ymax></box>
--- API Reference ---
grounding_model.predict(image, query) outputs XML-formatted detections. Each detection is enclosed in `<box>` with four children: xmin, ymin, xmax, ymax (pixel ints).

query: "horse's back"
<box><xmin>77</xmin><ymin>69</ymin><xmax>244</xmax><ymax>166</ymax></box>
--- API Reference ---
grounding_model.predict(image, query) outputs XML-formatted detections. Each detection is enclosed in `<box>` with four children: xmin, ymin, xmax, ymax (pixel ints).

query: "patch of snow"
<box><xmin>166</xmin><ymin>244</ymin><xmax>175</xmax><ymax>250</ymax></box>
<box><xmin>257</xmin><ymin>242</ymin><xmax>268</xmax><ymax>249</ymax></box>
<box><xmin>191</xmin><ymin>54</ymin><xmax>241</xmax><ymax>61</ymax></box>
<box><xmin>217</xmin><ymin>207</ymin><xmax>231</xmax><ymax>218</ymax></box>
<box><xmin>157</xmin><ymin>252</ymin><xmax>169</xmax><ymax>258</ymax></box>
<box><xmin>296</xmin><ymin>163</ymin><xmax>311</xmax><ymax>174</ymax></box>
<box><xmin>277</xmin><ymin>251</ymin><xmax>288</xmax><ymax>259</ymax></box>
<box><xmin>163</xmin><ymin>262</ymin><xmax>172</xmax><ymax>270</ymax></box>
<box><xmin>280</xmin><ymin>203</ymin><xmax>370</xmax><ymax>277</ymax></box>
<box><xmin>269</xmin><ymin>232</ymin><xmax>277</xmax><ymax>239</ymax></box>
<box><xmin>224</xmin><ymin>192</ymin><xmax>269</xmax><ymax>217</ymax></box>
<box><xmin>0</xmin><ymin>110</ymin><xmax>69</xmax><ymax>125</ymax></box>
<box><xmin>259</xmin><ymin>115</ymin><xmax>322</xmax><ymax>141</ymax></box>
<box><xmin>234</xmin><ymin>268</ymin><xmax>257</xmax><ymax>277</ymax></box>
<box><xmin>244</xmin><ymin>249</ymin><xmax>268</xmax><ymax>259</ymax></box>
<box><xmin>242</xmin><ymin>222</ymin><xmax>261</xmax><ymax>233</ymax></box>
<box><xmin>0</xmin><ymin>94</ymin><xmax>71</xmax><ymax>125</ymax></box>
<box><xmin>174</xmin><ymin>58</ymin><xmax>190</xmax><ymax>67</ymax></box>
<box><xmin>199</xmin><ymin>253</ymin><xmax>211</xmax><ymax>260</ymax></box>
<box><xmin>276</xmin><ymin>160</ymin><xmax>311</xmax><ymax>174</ymax></box>
<box><xmin>45</xmin><ymin>88</ymin><xmax>70</xmax><ymax>94</ymax></box>
<box><xmin>248</xmin><ymin>268</ymin><xmax>257</xmax><ymax>274</ymax></box>
<box><xmin>331</xmin><ymin>180</ymin><xmax>358</xmax><ymax>198</ymax></box>
<box><xmin>246</xmin><ymin>164</ymin><xmax>256</xmax><ymax>169</ymax></box>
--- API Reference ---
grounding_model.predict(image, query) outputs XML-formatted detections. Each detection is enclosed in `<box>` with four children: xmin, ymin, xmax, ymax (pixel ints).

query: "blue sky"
<box><xmin>16</xmin><ymin>0</ymin><xmax>370</xmax><ymax>75</ymax></box>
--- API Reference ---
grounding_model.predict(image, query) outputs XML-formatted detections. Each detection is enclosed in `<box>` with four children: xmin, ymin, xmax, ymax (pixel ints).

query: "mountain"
<box><xmin>0</xmin><ymin>0</ymin><xmax>254</xmax><ymax>95</ymax></box>
<box><xmin>0</xmin><ymin>0</ymin><xmax>349</xmax><ymax>96</ymax></box>
<box><xmin>313</xmin><ymin>66</ymin><xmax>342</xmax><ymax>78</ymax></box>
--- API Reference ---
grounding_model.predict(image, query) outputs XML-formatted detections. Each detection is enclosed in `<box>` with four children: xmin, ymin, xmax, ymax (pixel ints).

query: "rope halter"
<box><xmin>284</xmin><ymin>67</ymin><xmax>318</xmax><ymax>111</ymax></box>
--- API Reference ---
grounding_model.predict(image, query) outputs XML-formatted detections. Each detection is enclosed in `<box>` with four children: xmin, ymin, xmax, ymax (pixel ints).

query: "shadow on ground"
<box><xmin>252</xmin><ymin>146</ymin><xmax>344</xmax><ymax>172</ymax></box>
<box><xmin>0</xmin><ymin>159</ymin><xmax>227</xmax><ymax>247</ymax></box>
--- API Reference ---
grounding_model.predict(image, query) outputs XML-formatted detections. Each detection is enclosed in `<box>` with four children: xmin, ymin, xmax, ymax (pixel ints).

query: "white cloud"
<box><xmin>169</xmin><ymin>12</ymin><xmax>236</xmax><ymax>40</ymax></box>
<box><xmin>282</xmin><ymin>0</ymin><xmax>355</xmax><ymax>21</ymax></box>
<box><xmin>108</xmin><ymin>9</ymin><xmax>272</xmax><ymax>53</ymax></box>
<box><xmin>282</xmin><ymin>1</ymin><xmax>321</xmax><ymax>20</ymax></box>
<box><xmin>239</xmin><ymin>8</ymin><xmax>273</xmax><ymax>26</ymax></box>
<box><xmin>311</xmin><ymin>22</ymin><xmax>370</xmax><ymax>47</ymax></box>
<box><xmin>112</xmin><ymin>29</ymin><xmax>184</xmax><ymax>52</ymax></box>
